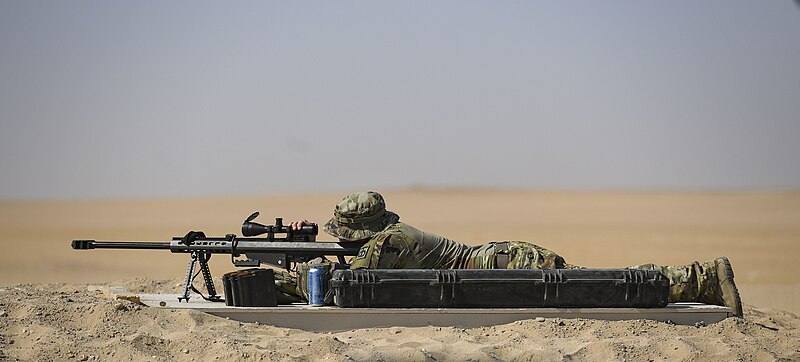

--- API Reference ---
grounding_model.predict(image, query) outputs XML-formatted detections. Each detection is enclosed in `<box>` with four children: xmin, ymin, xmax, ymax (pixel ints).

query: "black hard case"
<box><xmin>331</xmin><ymin>269</ymin><xmax>669</xmax><ymax>308</ymax></box>
<box><xmin>222</xmin><ymin>268</ymin><xmax>277</xmax><ymax>307</ymax></box>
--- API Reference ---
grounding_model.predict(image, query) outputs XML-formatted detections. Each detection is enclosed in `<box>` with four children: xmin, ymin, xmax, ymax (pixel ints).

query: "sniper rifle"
<box><xmin>71</xmin><ymin>212</ymin><xmax>364</xmax><ymax>303</ymax></box>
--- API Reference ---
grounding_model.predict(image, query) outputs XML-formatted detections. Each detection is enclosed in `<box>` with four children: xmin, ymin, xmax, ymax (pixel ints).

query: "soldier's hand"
<box><xmin>289</xmin><ymin>219</ymin><xmax>313</xmax><ymax>230</ymax></box>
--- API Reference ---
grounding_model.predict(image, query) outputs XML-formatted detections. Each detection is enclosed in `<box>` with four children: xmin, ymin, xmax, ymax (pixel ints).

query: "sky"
<box><xmin>1</xmin><ymin>1</ymin><xmax>799</xmax><ymax>200</ymax></box>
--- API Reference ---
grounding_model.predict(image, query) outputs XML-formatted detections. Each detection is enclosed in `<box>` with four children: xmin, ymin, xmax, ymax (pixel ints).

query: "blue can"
<box><xmin>308</xmin><ymin>265</ymin><xmax>326</xmax><ymax>306</ymax></box>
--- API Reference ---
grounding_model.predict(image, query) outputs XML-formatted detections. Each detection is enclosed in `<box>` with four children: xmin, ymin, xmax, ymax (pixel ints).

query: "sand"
<box><xmin>1</xmin><ymin>190</ymin><xmax>799</xmax><ymax>361</ymax></box>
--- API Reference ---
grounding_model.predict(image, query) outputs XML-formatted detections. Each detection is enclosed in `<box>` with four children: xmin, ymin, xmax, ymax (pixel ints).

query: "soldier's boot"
<box><xmin>628</xmin><ymin>258</ymin><xmax>742</xmax><ymax>317</ymax></box>
<box><xmin>709</xmin><ymin>256</ymin><xmax>743</xmax><ymax>317</ymax></box>
<box><xmin>692</xmin><ymin>257</ymin><xmax>743</xmax><ymax>318</ymax></box>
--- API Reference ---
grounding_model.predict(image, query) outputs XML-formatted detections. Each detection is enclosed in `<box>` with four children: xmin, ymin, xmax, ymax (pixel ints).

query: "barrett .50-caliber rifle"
<box><xmin>71</xmin><ymin>212</ymin><xmax>363</xmax><ymax>302</ymax></box>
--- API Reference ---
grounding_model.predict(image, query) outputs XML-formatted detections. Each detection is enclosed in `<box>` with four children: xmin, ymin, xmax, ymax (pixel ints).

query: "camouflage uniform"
<box><xmin>348</xmin><ymin>223</ymin><xmax>577</xmax><ymax>270</ymax></box>
<box><xmin>288</xmin><ymin>191</ymin><xmax>743</xmax><ymax>316</ymax></box>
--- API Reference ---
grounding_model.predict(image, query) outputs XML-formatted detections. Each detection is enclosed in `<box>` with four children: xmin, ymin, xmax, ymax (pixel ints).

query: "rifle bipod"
<box><xmin>178</xmin><ymin>250</ymin><xmax>223</xmax><ymax>302</ymax></box>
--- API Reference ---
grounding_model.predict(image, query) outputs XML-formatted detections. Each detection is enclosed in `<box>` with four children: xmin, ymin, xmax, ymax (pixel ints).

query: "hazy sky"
<box><xmin>1</xmin><ymin>1</ymin><xmax>799</xmax><ymax>200</ymax></box>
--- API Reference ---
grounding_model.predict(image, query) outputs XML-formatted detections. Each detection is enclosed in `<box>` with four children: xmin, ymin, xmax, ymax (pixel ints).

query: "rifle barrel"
<box><xmin>72</xmin><ymin>239</ymin><xmax>171</xmax><ymax>250</ymax></box>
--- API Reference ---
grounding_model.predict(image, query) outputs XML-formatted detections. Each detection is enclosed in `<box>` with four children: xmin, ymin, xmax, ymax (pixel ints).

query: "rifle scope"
<box><xmin>241</xmin><ymin>212</ymin><xmax>318</xmax><ymax>238</ymax></box>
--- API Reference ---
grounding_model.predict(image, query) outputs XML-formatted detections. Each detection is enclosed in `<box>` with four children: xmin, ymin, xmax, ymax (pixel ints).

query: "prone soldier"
<box><xmin>287</xmin><ymin>191</ymin><xmax>743</xmax><ymax>317</ymax></box>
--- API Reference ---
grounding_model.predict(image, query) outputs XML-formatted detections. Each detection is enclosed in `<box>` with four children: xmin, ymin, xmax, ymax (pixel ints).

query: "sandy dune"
<box><xmin>1</xmin><ymin>190</ymin><xmax>799</xmax><ymax>360</ymax></box>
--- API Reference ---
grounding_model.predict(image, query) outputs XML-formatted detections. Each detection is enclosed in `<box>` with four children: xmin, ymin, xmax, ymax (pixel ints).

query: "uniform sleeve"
<box><xmin>348</xmin><ymin>233</ymin><xmax>405</xmax><ymax>269</ymax></box>
<box><xmin>349</xmin><ymin>238</ymin><xmax>378</xmax><ymax>269</ymax></box>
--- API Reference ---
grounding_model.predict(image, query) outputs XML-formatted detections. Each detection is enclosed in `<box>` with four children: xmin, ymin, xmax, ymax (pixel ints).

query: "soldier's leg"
<box><xmin>628</xmin><ymin>262</ymin><xmax>705</xmax><ymax>302</ymax></box>
<box><xmin>628</xmin><ymin>257</ymin><xmax>742</xmax><ymax>317</ymax></box>
<box><xmin>505</xmin><ymin>241</ymin><xmax>577</xmax><ymax>269</ymax></box>
<box><xmin>464</xmin><ymin>242</ymin><xmax>574</xmax><ymax>269</ymax></box>
<box><xmin>462</xmin><ymin>244</ymin><xmax>497</xmax><ymax>269</ymax></box>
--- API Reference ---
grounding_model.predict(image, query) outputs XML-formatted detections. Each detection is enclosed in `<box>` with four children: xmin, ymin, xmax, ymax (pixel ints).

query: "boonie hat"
<box><xmin>323</xmin><ymin>191</ymin><xmax>400</xmax><ymax>241</ymax></box>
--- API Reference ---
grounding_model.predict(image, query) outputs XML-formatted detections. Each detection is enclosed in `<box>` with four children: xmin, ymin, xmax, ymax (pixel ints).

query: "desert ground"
<box><xmin>1</xmin><ymin>190</ymin><xmax>799</xmax><ymax>361</ymax></box>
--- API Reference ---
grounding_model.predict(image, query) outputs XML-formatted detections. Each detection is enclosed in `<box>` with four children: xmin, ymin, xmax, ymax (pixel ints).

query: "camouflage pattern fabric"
<box><xmin>323</xmin><ymin>191</ymin><xmax>400</xmax><ymax>242</ymax></box>
<box><xmin>350</xmin><ymin>223</ymin><xmax>473</xmax><ymax>269</ymax></box>
<box><xmin>463</xmin><ymin>241</ymin><xmax>582</xmax><ymax>269</ymax></box>
<box><xmin>628</xmin><ymin>260</ymin><xmax>721</xmax><ymax>304</ymax></box>
<box><xmin>274</xmin><ymin>270</ymin><xmax>303</xmax><ymax>304</ymax></box>
<box><xmin>350</xmin><ymin>223</ymin><xmax>577</xmax><ymax>270</ymax></box>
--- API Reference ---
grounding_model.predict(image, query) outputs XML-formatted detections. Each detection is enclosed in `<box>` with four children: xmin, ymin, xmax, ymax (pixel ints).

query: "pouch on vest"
<box><xmin>297</xmin><ymin>258</ymin><xmax>339</xmax><ymax>305</ymax></box>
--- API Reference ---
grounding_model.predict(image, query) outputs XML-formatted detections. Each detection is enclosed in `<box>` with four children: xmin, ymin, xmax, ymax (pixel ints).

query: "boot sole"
<box><xmin>718</xmin><ymin>256</ymin><xmax>743</xmax><ymax>318</ymax></box>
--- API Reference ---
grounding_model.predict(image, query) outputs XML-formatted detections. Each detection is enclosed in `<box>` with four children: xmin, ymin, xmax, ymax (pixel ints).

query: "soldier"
<box><xmin>290</xmin><ymin>191</ymin><xmax>743</xmax><ymax>317</ymax></box>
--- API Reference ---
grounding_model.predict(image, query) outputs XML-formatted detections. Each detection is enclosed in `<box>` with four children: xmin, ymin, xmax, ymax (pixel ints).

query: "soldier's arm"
<box><xmin>348</xmin><ymin>234</ymin><xmax>409</xmax><ymax>269</ymax></box>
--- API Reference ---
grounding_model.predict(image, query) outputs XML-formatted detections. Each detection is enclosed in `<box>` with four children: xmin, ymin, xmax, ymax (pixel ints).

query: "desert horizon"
<box><xmin>1</xmin><ymin>189</ymin><xmax>798</xmax><ymax>313</ymax></box>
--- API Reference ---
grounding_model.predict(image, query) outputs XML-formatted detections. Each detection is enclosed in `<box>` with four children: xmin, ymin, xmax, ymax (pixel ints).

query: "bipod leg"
<box><xmin>178</xmin><ymin>251</ymin><xmax>199</xmax><ymax>302</ymax></box>
<box><xmin>198</xmin><ymin>252</ymin><xmax>223</xmax><ymax>302</ymax></box>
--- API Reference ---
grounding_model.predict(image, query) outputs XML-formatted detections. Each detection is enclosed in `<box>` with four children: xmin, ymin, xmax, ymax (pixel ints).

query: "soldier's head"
<box><xmin>323</xmin><ymin>191</ymin><xmax>400</xmax><ymax>242</ymax></box>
